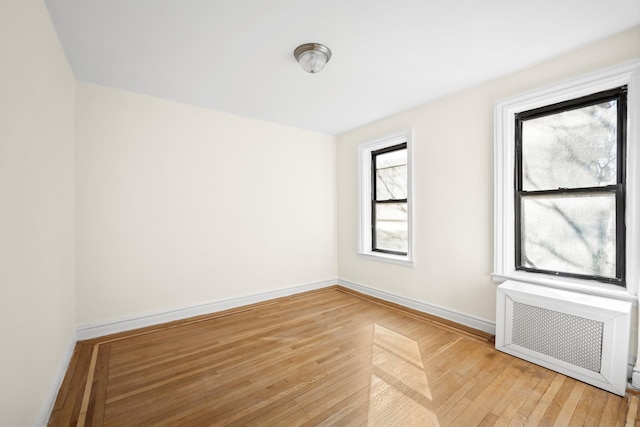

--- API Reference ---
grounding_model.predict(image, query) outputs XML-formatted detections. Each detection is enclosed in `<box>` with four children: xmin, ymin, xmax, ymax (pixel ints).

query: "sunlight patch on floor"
<box><xmin>368</xmin><ymin>324</ymin><xmax>440</xmax><ymax>426</ymax></box>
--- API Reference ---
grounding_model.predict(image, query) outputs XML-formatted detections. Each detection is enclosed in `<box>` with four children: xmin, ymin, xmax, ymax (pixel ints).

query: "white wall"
<box><xmin>0</xmin><ymin>0</ymin><xmax>76</xmax><ymax>425</ymax></box>
<box><xmin>337</xmin><ymin>27</ymin><xmax>640</xmax><ymax>324</ymax></box>
<box><xmin>75</xmin><ymin>83</ymin><xmax>337</xmax><ymax>326</ymax></box>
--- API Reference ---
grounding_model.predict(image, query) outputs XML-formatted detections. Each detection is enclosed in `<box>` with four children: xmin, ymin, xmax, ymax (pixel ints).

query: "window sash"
<box><xmin>371</xmin><ymin>143</ymin><xmax>408</xmax><ymax>255</ymax></box>
<box><xmin>515</xmin><ymin>186</ymin><xmax>624</xmax><ymax>284</ymax></box>
<box><xmin>514</xmin><ymin>87</ymin><xmax>627</xmax><ymax>285</ymax></box>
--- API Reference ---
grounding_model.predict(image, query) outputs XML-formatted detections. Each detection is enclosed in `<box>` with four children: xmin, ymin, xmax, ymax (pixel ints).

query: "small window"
<box><xmin>372</xmin><ymin>143</ymin><xmax>408</xmax><ymax>255</ymax></box>
<box><xmin>515</xmin><ymin>88</ymin><xmax>626</xmax><ymax>285</ymax></box>
<box><xmin>359</xmin><ymin>130</ymin><xmax>413</xmax><ymax>266</ymax></box>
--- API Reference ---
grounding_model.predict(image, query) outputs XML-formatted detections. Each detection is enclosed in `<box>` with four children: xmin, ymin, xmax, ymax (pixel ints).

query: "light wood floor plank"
<box><xmin>614</xmin><ymin>395</ymin><xmax>630</xmax><ymax>427</ymax></box>
<box><xmin>494</xmin><ymin>366</ymin><xmax>546</xmax><ymax>427</ymax></box>
<box><xmin>625</xmin><ymin>395</ymin><xmax>639</xmax><ymax>425</ymax></box>
<box><xmin>585</xmin><ymin>387</ymin><xmax>617</xmax><ymax>427</ymax></box>
<box><xmin>538</xmin><ymin>374</ymin><xmax>574</xmax><ymax>425</ymax></box>
<box><xmin>449</xmin><ymin>357</ymin><xmax>528</xmax><ymax>425</ymax></box>
<box><xmin>552</xmin><ymin>380</ymin><xmax>586</xmax><ymax>426</ymax></box>
<box><xmin>523</xmin><ymin>373</ymin><xmax>565</xmax><ymax>426</ymax></box>
<box><xmin>517</xmin><ymin>369</ymin><xmax>557</xmax><ymax>420</ymax></box>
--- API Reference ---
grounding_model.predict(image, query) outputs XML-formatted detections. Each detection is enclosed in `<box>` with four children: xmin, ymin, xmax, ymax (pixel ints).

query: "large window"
<box><xmin>359</xmin><ymin>130</ymin><xmax>413</xmax><ymax>266</ymax></box>
<box><xmin>515</xmin><ymin>88</ymin><xmax>626</xmax><ymax>285</ymax></box>
<box><xmin>494</xmin><ymin>60</ymin><xmax>639</xmax><ymax>296</ymax></box>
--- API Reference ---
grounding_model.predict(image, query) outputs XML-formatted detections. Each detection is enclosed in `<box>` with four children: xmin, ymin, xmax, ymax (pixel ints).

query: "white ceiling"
<box><xmin>45</xmin><ymin>0</ymin><xmax>640</xmax><ymax>135</ymax></box>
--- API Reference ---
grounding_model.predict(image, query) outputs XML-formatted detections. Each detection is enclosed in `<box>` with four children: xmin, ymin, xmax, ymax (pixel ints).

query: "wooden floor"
<box><xmin>49</xmin><ymin>286</ymin><xmax>640</xmax><ymax>426</ymax></box>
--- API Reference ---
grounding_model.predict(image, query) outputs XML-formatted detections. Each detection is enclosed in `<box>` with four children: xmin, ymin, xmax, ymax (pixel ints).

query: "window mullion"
<box><xmin>376</xmin><ymin>198</ymin><xmax>408</xmax><ymax>204</ymax></box>
<box><xmin>517</xmin><ymin>185</ymin><xmax>622</xmax><ymax>197</ymax></box>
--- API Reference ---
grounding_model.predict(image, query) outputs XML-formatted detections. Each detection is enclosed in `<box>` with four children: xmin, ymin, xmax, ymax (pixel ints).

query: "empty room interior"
<box><xmin>3</xmin><ymin>0</ymin><xmax>640</xmax><ymax>425</ymax></box>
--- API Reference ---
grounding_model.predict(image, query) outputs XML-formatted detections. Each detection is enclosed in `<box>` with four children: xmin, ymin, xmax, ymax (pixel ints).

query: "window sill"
<box><xmin>492</xmin><ymin>271</ymin><xmax>636</xmax><ymax>303</ymax></box>
<box><xmin>358</xmin><ymin>252</ymin><xmax>414</xmax><ymax>268</ymax></box>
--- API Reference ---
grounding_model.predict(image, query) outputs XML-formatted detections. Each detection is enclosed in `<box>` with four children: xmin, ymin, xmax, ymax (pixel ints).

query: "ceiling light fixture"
<box><xmin>293</xmin><ymin>43</ymin><xmax>332</xmax><ymax>74</ymax></box>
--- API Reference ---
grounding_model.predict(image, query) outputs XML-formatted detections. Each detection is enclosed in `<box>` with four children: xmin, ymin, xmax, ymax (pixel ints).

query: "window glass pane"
<box><xmin>520</xmin><ymin>192</ymin><xmax>616</xmax><ymax>278</ymax></box>
<box><xmin>376</xmin><ymin>148</ymin><xmax>407</xmax><ymax>200</ymax></box>
<box><xmin>375</xmin><ymin>202</ymin><xmax>408</xmax><ymax>253</ymax></box>
<box><xmin>522</xmin><ymin>100</ymin><xmax>617</xmax><ymax>191</ymax></box>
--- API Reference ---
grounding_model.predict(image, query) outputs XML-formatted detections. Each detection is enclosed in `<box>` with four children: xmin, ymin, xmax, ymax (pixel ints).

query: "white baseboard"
<box><xmin>76</xmin><ymin>279</ymin><xmax>337</xmax><ymax>340</ymax></box>
<box><xmin>36</xmin><ymin>333</ymin><xmax>77</xmax><ymax>427</ymax></box>
<box><xmin>76</xmin><ymin>278</ymin><xmax>496</xmax><ymax>341</ymax></box>
<box><xmin>338</xmin><ymin>279</ymin><xmax>496</xmax><ymax>335</ymax></box>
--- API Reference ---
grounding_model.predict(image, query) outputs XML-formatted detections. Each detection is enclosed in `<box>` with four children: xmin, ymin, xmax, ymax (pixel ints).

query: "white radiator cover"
<box><xmin>496</xmin><ymin>280</ymin><xmax>632</xmax><ymax>395</ymax></box>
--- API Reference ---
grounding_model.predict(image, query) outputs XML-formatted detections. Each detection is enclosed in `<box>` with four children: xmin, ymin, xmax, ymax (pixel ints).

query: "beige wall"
<box><xmin>337</xmin><ymin>26</ymin><xmax>640</xmax><ymax>323</ymax></box>
<box><xmin>75</xmin><ymin>83</ymin><xmax>337</xmax><ymax>326</ymax></box>
<box><xmin>0</xmin><ymin>0</ymin><xmax>76</xmax><ymax>425</ymax></box>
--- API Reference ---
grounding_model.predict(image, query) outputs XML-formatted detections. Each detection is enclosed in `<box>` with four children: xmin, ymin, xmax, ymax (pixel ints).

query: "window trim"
<box><xmin>359</xmin><ymin>129</ymin><xmax>414</xmax><ymax>267</ymax></box>
<box><xmin>493</xmin><ymin>59</ymin><xmax>640</xmax><ymax>300</ymax></box>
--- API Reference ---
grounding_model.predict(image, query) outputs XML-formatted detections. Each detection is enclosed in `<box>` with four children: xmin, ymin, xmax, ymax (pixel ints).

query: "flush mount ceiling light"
<box><xmin>293</xmin><ymin>43</ymin><xmax>332</xmax><ymax>74</ymax></box>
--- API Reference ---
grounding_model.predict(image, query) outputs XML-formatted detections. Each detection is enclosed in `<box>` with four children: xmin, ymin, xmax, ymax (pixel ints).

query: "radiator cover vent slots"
<box><xmin>496</xmin><ymin>280</ymin><xmax>631</xmax><ymax>396</ymax></box>
<box><xmin>511</xmin><ymin>302</ymin><xmax>604</xmax><ymax>373</ymax></box>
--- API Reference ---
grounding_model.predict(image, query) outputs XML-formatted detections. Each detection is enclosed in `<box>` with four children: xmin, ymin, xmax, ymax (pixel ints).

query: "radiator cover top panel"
<box><xmin>512</xmin><ymin>302</ymin><xmax>604</xmax><ymax>373</ymax></box>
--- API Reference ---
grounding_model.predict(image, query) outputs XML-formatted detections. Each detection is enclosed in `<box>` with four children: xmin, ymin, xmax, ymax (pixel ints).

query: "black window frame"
<box><xmin>371</xmin><ymin>142</ymin><xmax>408</xmax><ymax>256</ymax></box>
<box><xmin>514</xmin><ymin>86</ymin><xmax>627</xmax><ymax>286</ymax></box>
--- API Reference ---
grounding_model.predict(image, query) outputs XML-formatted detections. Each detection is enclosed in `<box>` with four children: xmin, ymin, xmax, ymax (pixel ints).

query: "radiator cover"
<box><xmin>496</xmin><ymin>280</ymin><xmax>632</xmax><ymax>395</ymax></box>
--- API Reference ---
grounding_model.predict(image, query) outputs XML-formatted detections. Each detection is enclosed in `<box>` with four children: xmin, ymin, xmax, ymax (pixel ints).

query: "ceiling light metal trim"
<box><xmin>293</xmin><ymin>43</ymin><xmax>332</xmax><ymax>73</ymax></box>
